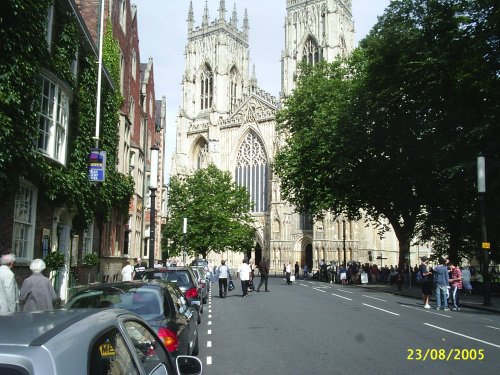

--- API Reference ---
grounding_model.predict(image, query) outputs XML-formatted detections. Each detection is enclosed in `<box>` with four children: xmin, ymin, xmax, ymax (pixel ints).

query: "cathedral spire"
<box><xmin>230</xmin><ymin>4</ymin><xmax>238</xmax><ymax>28</ymax></box>
<box><xmin>218</xmin><ymin>0</ymin><xmax>226</xmax><ymax>23</ymax></box>
<box><xmin>202</xmin><ymin>0</ymin><xmax>209</xmax><ymax>28</ymax></box>
<box><xmin>250</xmin><ymin>64</ymin><xmax>257</xmax><ymax>92</ymax></box>
<box><xmin>243</xmin><ymin>8</ymin><xmax>249</xmax><ymax>37</ymax></box>
<box><xmin>187</xmin><ymin>0</ymin><xmax>194</xmax><ymax>32</ymax></box>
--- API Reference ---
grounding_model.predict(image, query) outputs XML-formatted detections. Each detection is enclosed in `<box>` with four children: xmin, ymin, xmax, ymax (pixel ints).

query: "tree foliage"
<box><xmin>275</xmin><ymin>0</ymin><xmax>499</xmax><ymax>265</ymax></box>
<box><xmin>163</xmin><ymin>165</ymin><xmax>255</xmax><ymax>259</ymax></box>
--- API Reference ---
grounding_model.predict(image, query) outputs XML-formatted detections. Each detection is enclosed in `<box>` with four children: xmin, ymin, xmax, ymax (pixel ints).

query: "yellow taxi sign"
<box><xmin>482</xmin><ymin>242</ymin><xmax>490</xmax><ymax>249</ymax></box>
<box><xmin>99</xmin><ymin>343</ymin><xmax>116</xmax><ymax>357</ymax></box>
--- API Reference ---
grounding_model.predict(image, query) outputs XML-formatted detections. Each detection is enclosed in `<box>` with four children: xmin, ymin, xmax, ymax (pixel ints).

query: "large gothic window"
<box><xmin>229</xmin><ymin>66</ymin><xmax>239</xmax><ymax>112</ymax></box>
<box><xmin>302</xmin><ymin>37</ymin><xmax>321</xmax><ymax>65</ymax></box>
<box><xmin>235</xmin><ymin>131</ymin><xmax>269</xmax><ymax>213</ymax></box>
<box><xmin>200</xmin><ymin>64</ymin><xmax>213</xmax><ymax>110</ymax></box>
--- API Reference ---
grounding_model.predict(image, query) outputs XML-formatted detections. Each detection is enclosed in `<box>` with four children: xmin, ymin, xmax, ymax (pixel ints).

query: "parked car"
<box><xmin>0</xmin><ymin>308</ymin><xmax>202</xmax><ymax>375</ymax></box>
<box><xmin>65</xmin><ymin>280</ymin><xmax>199</xmax><ymax>357</ymax></box>
<box><xmin>143</xmin><ymin>267</ymin><xmax>203</xmax><ymax>324</ymax></box>
<box><xmin>190</xmin><ymin>266</ymin><xmax>209</xmax><ymax>304</ymax></box>
<box><xmin>190</xmin><ymin>259</ymin><xmax>212</xmax><ymax>282</ymax></box>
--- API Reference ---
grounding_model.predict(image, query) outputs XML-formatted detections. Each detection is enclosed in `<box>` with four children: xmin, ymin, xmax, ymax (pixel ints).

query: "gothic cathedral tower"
<box><xmin>172</xmin><ymin>0</ymin><xmax>399</xmax><ymax>270</ymax></box>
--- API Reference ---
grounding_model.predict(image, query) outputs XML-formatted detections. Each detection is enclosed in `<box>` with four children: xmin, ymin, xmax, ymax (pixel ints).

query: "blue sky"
<box><xmin>132</xmin><ymin>0</ymin><xmax>392</xmax><ymax>176</ymax></box>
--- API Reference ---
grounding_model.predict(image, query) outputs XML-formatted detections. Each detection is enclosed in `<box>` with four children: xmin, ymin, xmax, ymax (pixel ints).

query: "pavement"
<box><xmin>354</xmin><ymin>282</ymin><xmax>500</xmax><ymax>314</ymax></box>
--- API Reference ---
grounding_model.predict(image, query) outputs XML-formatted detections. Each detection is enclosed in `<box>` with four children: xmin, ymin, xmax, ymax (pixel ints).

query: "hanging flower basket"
<box><xmin>82</xmin><ymin>252</ymin><xmax>100</xmax><ymax>268</ymax></box>
<box><xmin>44</xmin><ymin>251</ymin><xmax>66</xmax><ymax>271</ymax></box>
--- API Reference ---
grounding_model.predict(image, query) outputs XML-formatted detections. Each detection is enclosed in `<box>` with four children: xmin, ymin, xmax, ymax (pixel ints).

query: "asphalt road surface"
<box><xmin>195</xmin><ymin>277</ymin><xmax>500</xmax><ymax>375</ymax></box>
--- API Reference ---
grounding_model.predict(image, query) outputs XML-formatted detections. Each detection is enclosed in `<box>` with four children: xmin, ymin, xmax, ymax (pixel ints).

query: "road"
<box><xmin>195</xmin><ymin>277</ymin><xmax>500</xmax><ymax>375</ymax></box>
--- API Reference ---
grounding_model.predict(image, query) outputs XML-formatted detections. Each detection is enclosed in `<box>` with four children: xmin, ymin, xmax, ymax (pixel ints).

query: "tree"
<box><xmin>163</xmin><ymin>164</ymin><xmax>255</xmax><ymax>259</ymax></box>
<box><xmin>275</xmin><ymin>0</ymin><xmax>500</xmax><ymax>266</ymax></box>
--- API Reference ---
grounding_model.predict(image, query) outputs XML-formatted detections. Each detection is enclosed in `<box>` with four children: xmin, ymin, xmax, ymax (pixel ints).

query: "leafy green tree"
<box><xmin>275</xmin><ymin>0</ymin><xmax>500</xmax><ymax>266</ymax></box>
<box><xmin>163</xmin><ymin>164</ymin><xmax>255</xmax><ymax>259</ymax></box>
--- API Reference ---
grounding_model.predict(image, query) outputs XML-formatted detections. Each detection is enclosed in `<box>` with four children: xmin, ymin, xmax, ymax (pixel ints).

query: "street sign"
<box><xmin>88</xmin><ymin>149</ymin><xmax>106</xmax><ymax>182</ymax></box>
<box><xmin>482</xmin><ymin>242</ymin><xmax>490</xmax><ymax>249</ymax></box>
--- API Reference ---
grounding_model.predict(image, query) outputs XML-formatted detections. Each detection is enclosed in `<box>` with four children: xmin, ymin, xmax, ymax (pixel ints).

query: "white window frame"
<box><xmin>38</xmin><ymin>73</ymin><xmax>71</xmax><ymax>165</ymax></box>
<box><xmin>83</xmin><ymin>224</ymin><xmax>94</xmax><ymax>255</ymax></box>
<box><xmin>12</xmin><ymin>181</ymin><xmax>37</xmax><ymax>262</ymax></box>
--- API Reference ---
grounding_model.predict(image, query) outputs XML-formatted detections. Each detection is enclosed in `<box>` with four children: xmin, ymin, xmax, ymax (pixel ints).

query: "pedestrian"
<box><xmin>256</xmin><ymin>257</ymin><xmax>270</xmax><ymax>292</ymax></box>
<box><xmin>133</xmin><ymin>257</ymin><xmax>145</xmax><ymax>280</ymax></box>
<box><xmin>303</xmin><ymin>264</ymin><xmax>309</xmax><ymax>280</ymax></box>
<box><xmin>294</xmin><ymin>261</ymin><xmax>300</xmax><ymax>281</ymax></box>
<box><xmin>248</xmin><ymin>259</ymin><xmax>255</xmax><ymax>291</ymax></box>
<box><xmin>154</xmin><ymin>260</ymin><xmax>163</xmax><ymax>268</ymax></box>
<box><xmin>237</xmin><ymin>258</ymin><xmax>251</xmax><ymax>297</ymax></box>
<box><xmin>218</xmin><ymin>260</ymin><xmax>229</xmax><ymax>298</ymax></box>
<box><xmin>121</xmin><ymin>259</ymin><xmax>134</xmax><ymax>281</ymax></box>
<box><xmin>419</xmin><ymin>256</ymin><xmax>433</xmax><ymax>309</ymax></box>
<box><xmin>285</xmin><ymin>261</ymin><xmax>292</xmax><ymax>285</ymax></box>
<box><xmin>449</xmin><ymin>261</ymin><xmax>462</xmax><ymax>311</ymax></box>
<box><xmin>339</xmin><ymin>265</ymin><xmax>347</xmax><ymax>285</ymax></box>
<box><xmin>434</xmin><ymin>257</ymin><xmax>450</xmax><ymax>311</ymax></box>
<box><xmin>19</xmin><ymin>259</ymin><xmax>57</xmax><ymax>312</ymax></box>
<box><xmin>0</xmin><ymin>254</ymin><xmax>19</xmax><ymax>314</ymax></box>
<box><xmin>461</xmin><ymin>266</ymin><xmax>472</xmax><ymax>295</ymax></box>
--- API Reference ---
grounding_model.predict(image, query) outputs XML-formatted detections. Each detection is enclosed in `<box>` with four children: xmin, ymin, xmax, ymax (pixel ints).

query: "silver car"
<box><xmin>0</xmin><ymin>309</ymin><xmax>202</xmax><ymax>375</ymax></box>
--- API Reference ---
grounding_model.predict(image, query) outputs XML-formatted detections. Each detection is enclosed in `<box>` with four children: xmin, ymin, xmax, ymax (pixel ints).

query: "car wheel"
<box><xmin>197</xmin><ymin>311</ymin><xmax>201</xmax><ymax>324</ymax></box>
<box><xmin>192</xmin><ymin>335</ymin><xmax>199</xmax><ymax>355</ymax></box>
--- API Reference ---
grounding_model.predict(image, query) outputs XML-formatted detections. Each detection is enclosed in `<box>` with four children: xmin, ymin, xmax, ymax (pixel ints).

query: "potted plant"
<box><xmin>44</xmin><ymin>251</ymin><xmax>66</xmax><ymax>271</ymax></box>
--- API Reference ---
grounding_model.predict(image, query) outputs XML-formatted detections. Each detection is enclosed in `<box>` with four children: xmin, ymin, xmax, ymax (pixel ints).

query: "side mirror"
<box><xmin>176</xmin><ymin>355</ymin><xmax>203</xmax><ymax>375</ymax></box>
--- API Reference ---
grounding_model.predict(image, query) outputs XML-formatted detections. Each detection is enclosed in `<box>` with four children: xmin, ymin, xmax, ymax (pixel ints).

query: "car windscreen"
<box><xmin>66</xmin><ymin>287</ymin><xmax>168</xmax><ymax>320</ymax></box>
<box><xmin>152</xmin><ymin>271</ymin><xmax>191</xmax><ymax>285</ymax></box>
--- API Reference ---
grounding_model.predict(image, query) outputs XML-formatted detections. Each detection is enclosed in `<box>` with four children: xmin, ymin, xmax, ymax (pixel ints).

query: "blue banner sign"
<box><xmin>88</xmin><ymin>149</ymin><xmax>106</xmax><ymax>182</ymax></box>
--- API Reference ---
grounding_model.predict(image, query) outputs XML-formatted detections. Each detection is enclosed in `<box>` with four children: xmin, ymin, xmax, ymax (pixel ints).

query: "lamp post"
<box><xmin>342</xmin><ymin>219</ymin><xmax>346</xmax><ymax>268</ymax></box>
<box><xmin>477</xmin><ymin>154</ymin><xmax>491</xmax><ymax>306</ymax></box>
<box><xmin>148</xmin><ymin>147</ymin><xmax>159</xmax><ymax>269</ymax></box>
<box><xmin>183</xmin><ymin>218</ymin><xmax>187</xmax><ymax>265</ymax></box>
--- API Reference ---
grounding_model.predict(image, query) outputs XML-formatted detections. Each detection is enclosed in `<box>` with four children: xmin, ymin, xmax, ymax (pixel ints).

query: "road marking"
<box><xmin>362</xmin><ymin>295</ymin><xmax>387</xmax><ymax>302</ymax></box>
<box><xmin>208</xmin><ymin>314</ymin><xmax>212</xmax><ymax>318</ymax></box>
<box><xmin>336</xmin><ymin>288</ymin><xmax>353</xmax><ymax>294</ymax></box>
<box><xmin>486</xmin><ymin>325</ymin><xmax>500</xmax><ymax>331</ymax></box>
<box><xmin>481</xmin><ymin>317</ymin><xmax>494</xmax><ymax>322</ymax></box>
<box><xmin>207</xmin><ymin>341</ymin><xmax>212</xmax><ymax>347</ymax></box>
<box><xmin>299</xmin><ymin>283</ymin><xmax>309</xmax><ymax>287</ymax></box>
<box><xmin>331</xmin><ymin>293</ymin><xmax>352</xmax><ymax>301</ymax></box>
<box><xmin>207</xmin><ymin>330</ymin><xmax>211</xmax><ymax>335</ymax></box>
<box><xmin>313</xmin><ymin>287</ymin><xmax>327</xmax><ymax>293</ymax></box>
<box><xmin>400</xmin><ymin>304</ymin><xmax>451</xmax><ymax>318</ymax></box>
<box><xmin>362</xmin><ymin>303</ymin><xmax>399</xmax><ymax>316</ymax></box>
<box><xmin>424</xmin><ymin>323</ymin><xmax>500</xmax><ymax>349</ymax></box>
<box><xmin>208</xmin><ymin>321</ymin><xmax>212</xmax><ymax>325</ymax></box>
<box><xmin>206</xmin><ymin>356</ymin><xmax>212</xmax><ymax>365</ymax></box>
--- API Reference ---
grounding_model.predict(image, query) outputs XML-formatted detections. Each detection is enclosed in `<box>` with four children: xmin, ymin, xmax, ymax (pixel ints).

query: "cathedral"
<box><xmin>171</xmin><ymin>0</ymin><xmax>403</xmax><ymax>271</ymax></box>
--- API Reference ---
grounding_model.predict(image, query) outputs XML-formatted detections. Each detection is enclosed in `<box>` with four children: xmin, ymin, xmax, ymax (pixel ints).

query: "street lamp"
<box><xmin>342</xmin><ymin>219</ymin><xmax>346</xmax><ymax>268</ymax></box>
<box><xmin>477</xmin><ymin>154</ymin><xmax>491</xmax><ymax>306</ymax></box>
<box><xmin>148</xmin><ymin>147</ymin><xmax>159</xmax><ymax>269</ymax></box>
<box><xmin>183</xmin><ymin>218</ymin><xmax>187</xmax><ymax>265</ymax></box>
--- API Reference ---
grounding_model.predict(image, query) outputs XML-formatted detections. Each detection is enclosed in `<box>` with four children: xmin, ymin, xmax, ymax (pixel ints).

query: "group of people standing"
<box><xmin>0</xmin><ymin>254</ymin><xmax>58</xmax><ymax>314</ymax></box>
<box><xmin>419</xmin><ymin>256</ymin><xmax>466</xmax><ymax>311</ymax></box>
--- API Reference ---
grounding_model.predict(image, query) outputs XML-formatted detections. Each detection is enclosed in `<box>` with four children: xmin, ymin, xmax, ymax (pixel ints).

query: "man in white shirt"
<box><xmin>217</xmin><ymin>260</ymin><xmax>229</xmax><ymax>298</ymax></box>
<box><xmin>121</xmin><ymin>259</ymin><xmax>134</xmax><ymax>281</ymax></box>
<box><xmin>0</xmin><ymin>254</ymin><xmax>19</xmax><ymax>313</ymax></box>
<box><xmin>237</xmin><ymin>258</ymin><xmax>251</xmax><ymax>297</ymax></box>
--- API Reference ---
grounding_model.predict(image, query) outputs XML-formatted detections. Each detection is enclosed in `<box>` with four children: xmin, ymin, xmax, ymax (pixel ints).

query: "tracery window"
<box><xmin>200</xmin><ymin>65</ymin><xmax>213</xmax><ymax>110</ymax></box>
<box><xmin>235</xmin><ymin>131</ymin><xmax>269</xmax><ymax>213</ymax></box>
<box><xmin>229</xmin><ymin>66</ymin><xmax>239</xmax><ymax>112</ymax></box>
<box><xmin>302</xmin><ymin>37</ymin><xmax>321</xmax><ymax>65</ymax></box>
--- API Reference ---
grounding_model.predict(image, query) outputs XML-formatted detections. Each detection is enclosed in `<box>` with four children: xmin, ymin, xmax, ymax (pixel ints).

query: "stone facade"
<box><xmin>171</xmin><ymin>0</ymin><xmax>403</xmax><ymax>271</ymax></box>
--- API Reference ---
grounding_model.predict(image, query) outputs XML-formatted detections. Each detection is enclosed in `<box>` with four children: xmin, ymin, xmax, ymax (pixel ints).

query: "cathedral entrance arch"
<box><xmin>305</xmin><ymin>243</ymin><xmax>313</xmax><ymax>271</ymax></box>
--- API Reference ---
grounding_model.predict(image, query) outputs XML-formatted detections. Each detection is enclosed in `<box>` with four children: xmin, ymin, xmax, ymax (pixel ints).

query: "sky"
<box><xmin>132</xmin><ymin>0</ymin><xmax>392</xmax><ymax>177</ymax></box>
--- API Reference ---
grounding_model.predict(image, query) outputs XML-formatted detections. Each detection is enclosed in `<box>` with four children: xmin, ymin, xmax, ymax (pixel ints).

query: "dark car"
<box><xmin>65</xmin><ymin>281</ymin><xmax>199</xmax><ymax>357</ymax></box>
<box><xmin>144</xmin><ymin>267</ymin><xmax>203</xmax><ymax>324</ymax></box>
<box><xmin>0</xmin><ymin>308</ymin><xmax>202</xmax><ymax>375</ymax></box>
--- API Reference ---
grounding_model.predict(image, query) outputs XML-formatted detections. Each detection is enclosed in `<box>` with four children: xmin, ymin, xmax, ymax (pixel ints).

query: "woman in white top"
<box><xmin>121</xmin><ymin>260</ymin><xmax>134</xmax><ymax>281</ymax></box>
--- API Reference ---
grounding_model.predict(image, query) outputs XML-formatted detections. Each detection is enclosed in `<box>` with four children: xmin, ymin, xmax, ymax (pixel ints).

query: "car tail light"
<box><xmin>157</xmin><ymin>327</ymin><xmax>178</xmax><ymax>352</ymax></box>
<box><xmin>185</xmin><ymin>287</ymin><xmax>198</xmax><ymax>299</ymax></box>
